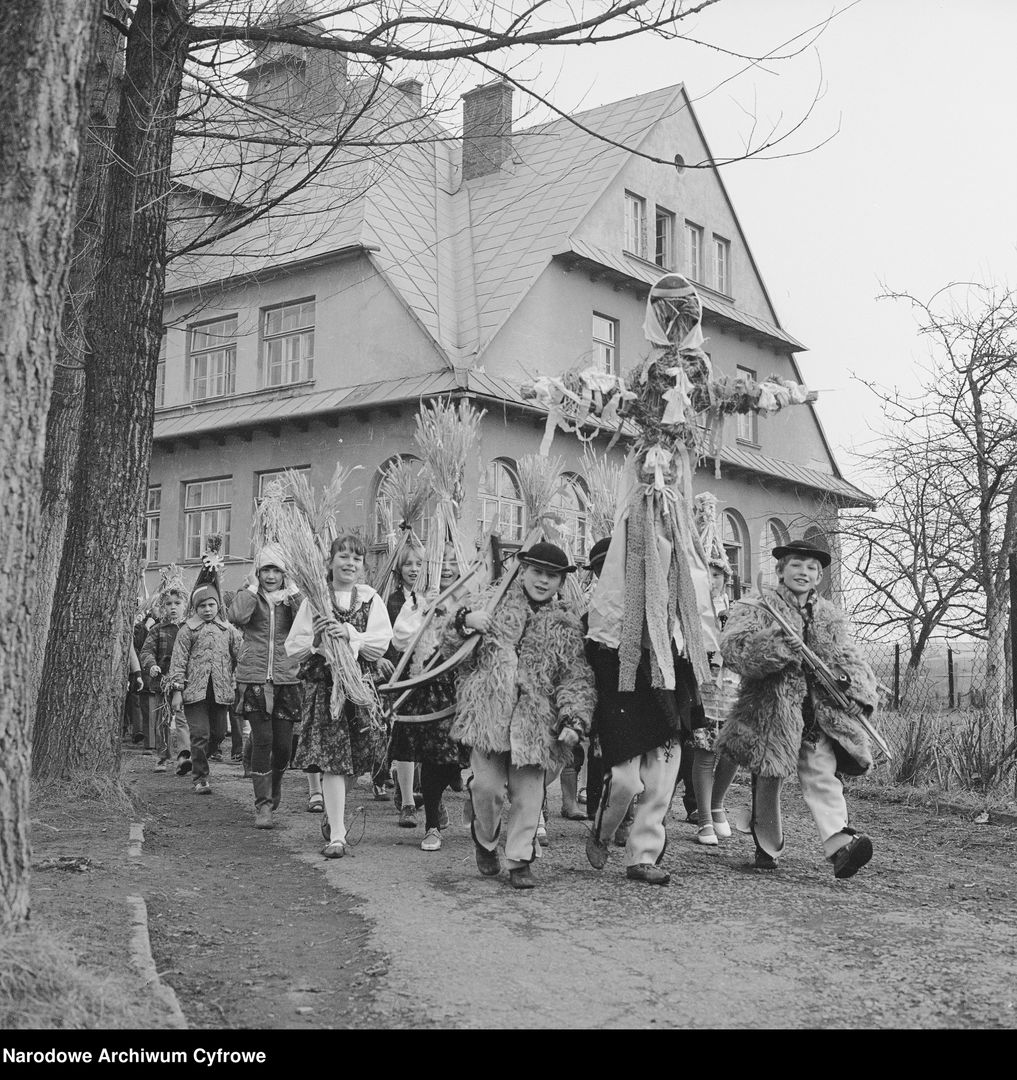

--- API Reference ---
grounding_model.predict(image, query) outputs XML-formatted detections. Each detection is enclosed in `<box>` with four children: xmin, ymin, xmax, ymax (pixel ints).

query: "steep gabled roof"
<box><xmin>466</xmin><ymin>85</ymin><xmax>683</xmax><ymax>355</ymax></box>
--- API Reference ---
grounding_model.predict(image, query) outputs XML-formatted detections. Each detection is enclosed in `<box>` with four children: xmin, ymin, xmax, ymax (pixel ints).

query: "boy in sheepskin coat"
<box><xmin>445</xmin><ymin>542</ymin><xmax>596</xmax><ymax>890</ymax></box>
<box><xmin>716</xmin><ymin>537</ymin><xmax>879</xmax><ymax>879</ymax></box>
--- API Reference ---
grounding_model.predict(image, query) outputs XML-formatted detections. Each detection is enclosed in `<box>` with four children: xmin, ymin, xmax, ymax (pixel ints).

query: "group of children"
<box><xmin>139</xmin><ymin>527</ymin><xmax>880</xmax><ymax>891</ymax></box>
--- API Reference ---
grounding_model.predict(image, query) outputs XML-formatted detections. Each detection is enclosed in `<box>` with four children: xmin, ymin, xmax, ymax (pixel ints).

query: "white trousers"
<box><xmin>469</xmin><ymin>749</ymin><xmax>545</xmax><ymax>870</ymax></box>
<box><xmin>596</xmin><ymin>745</ymin><xmax>683</xmax><ymax>867</ymax></box>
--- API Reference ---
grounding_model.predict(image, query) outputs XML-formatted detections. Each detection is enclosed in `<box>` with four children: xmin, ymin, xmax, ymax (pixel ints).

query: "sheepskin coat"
<box><xmin>443</xmin><ymin>579</ymin><xmax>596</xmax><ymax>772</ymax></box>
<box><xmin>715</xmin><ymin>585</ymin><xmax>879</xmax><ymax>778</ymax></box>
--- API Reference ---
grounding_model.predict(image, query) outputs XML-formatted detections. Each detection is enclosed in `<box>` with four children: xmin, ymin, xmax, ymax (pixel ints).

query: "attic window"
<box><xmin>655</xmin><ymin>207</ymin><xmax>675</xmax><ymax>269</ymax></box>
<box><xmin>624</xmin><ymin>192</ymin><xmax>646</xmax><ymax>258</ymax></box>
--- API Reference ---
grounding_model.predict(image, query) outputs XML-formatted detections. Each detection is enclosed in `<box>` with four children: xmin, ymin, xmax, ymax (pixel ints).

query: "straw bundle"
<box><xmin>581</xmin><ymin>448</ymin><xmax>624</xmax><ymax>541</ymax></box>
<box><xmin>286</xmin><ymin>463</ymin><xmax>358</xmax><ymax>547</ymax></box>
<box><xmin>413</xmin><ymin>398</ymin><xmax>484</xmax><ymax>593</ymax></box>
<box><xmin>252</xmin><ymin>478</ymin><xmax>290</xmax><ymax>553</ymax></box>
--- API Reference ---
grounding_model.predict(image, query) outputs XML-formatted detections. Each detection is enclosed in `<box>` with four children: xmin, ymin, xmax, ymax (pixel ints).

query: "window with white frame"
<box><xmin>655</xmin><ymin>207</ymin><xmax>675</xmax><ymax>269</ymax></box>
<box><xmin>713</xmin><ymin>234</ymin><xmax>731</xmax><ymax>294</ymax></box>
<box><xmin>478</xmin><ymin>459</ymin><xmax>525</xmax><ymax>544</ymax></box>
<box><xmin>550</xmin><ymin>473</ymin><xmax>590</xmax><ymax>559</ymax></box>
<box><xmin>263</xmin><ymin>299</ymin><xmax>315</xmax><ymax>387</ymax></box>
<box><xmin>184</xmin><ymin>477</ymin><xmax>232</xmax><ymax>560</ymax></box>
<box><xmin>189</xmin><ymin>316</ymin><xmax>237</xmax><ymax>401</ymax></box>
<box><xmin>624</xmin><ymin>192</ymin><xmax>646</xmax><ymax>258</ymax></box>
<box><xmin>155</xmin><ymin>332</ymin><xmax>166</xmax><ymax>408</ymax></box>
<box><xmin>371</xmin><ymin>455</ymin><xmax>434</xmax><ymax>546</ymax></box>
<box><xmin>145</xmin><ymin>486</ymin><xmax>161</xmax><ymax>564</ymax></box>
<box><xmin>685</xmin><ymin>220</ymin><xmax>704</xmax><ymax>281</ymax></box>
<box><xmin>736</xmin><ymin>366</ymin><xmax>758</xmax><ymax>443</ymax></box>
<box><xmin>759</xmin><ymin>517</ymin><xmax>790</xmax><ymax>588</ymax></box>
<box><xmin>592</xmin><ymin>313</ymin><xmax>618</xmax><ymax>375</ymax></box>
<box><xmin>256</xmin><ymin>466</ymin><xmax>311</xmax><ymax>507</ymax></box>
<box><xmin>721</xmin><ymin>509</ymin><xmax>749</xmax><ymax>597</ymax></box>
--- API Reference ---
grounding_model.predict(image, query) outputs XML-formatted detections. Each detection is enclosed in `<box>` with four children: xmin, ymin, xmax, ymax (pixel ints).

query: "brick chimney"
<box><xmin>461</xmin><ymin>80</ymin><xmax>513</xmax><ymax>180</ymax></box>
<box><xmin>394</xmin><ymin>78</ymin><xmax>423</xmax><ymax>110</ymax></box>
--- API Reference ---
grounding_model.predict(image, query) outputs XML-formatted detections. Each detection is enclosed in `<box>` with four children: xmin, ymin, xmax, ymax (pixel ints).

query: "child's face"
<box><xmin>439</xmin><ymin>545</ymin><xmax>459</xmax><ymax>589</ymax></box>
<box><xmin>163</xmin><ymin>596</ymin><xmax>185</xmax><ymax>622</ymax></box>
<box><xmin>331</xmin><ymin>544</ymin><xmax>364</xmax><ymax>587</ymax></box>
<box><xmin>779</xmin><ymin>556</ymin><xmax>822</xmax><ymax>596</ymax></box>
<box><xmin>258</xmin><ymin>565</ymin><xmax>284</xmax><ymax>592</ymax></box>
<box><xmin>399</xmin><ymin>551</ymin><xmax>422</xmax><ymax>590</ymax></box>
<box><xmin>196</xmin><ymin>598</ymin><xmax>220</xmax><ymax>622</ymax></box>
<box><xmin>710</xmin><ymin>568</ymin><xmax>728</xmax><ymax>598</ymax></box>
<box><xmin>521</xmin><ymin>563</ymin><xmax>563</xmax><ymax>602</ymax></box>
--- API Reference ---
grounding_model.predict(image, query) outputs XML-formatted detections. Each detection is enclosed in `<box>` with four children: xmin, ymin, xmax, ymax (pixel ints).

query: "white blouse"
<box><xmin>285</xmin><ymin>585</ymin><xmax>392</xmax><ymax>661</ymax></box>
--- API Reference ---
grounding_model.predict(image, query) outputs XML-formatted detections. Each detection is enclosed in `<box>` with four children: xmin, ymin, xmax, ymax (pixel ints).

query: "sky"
<box><xmin>511</xmin><ymin>0</ymin><xmax>1017</xmax><ymax>489</ymax></box>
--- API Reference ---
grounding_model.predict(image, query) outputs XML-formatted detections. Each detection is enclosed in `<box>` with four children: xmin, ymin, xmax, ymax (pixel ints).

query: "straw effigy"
<box><xmin>413</xmin><ymin>398</ymin><xmax>484</xmax><ymax>594</ymax></box>
<box><xmin>269</xmin><ymin>464</ymin><xmax>374</xmax><ymax>713</ymax></box>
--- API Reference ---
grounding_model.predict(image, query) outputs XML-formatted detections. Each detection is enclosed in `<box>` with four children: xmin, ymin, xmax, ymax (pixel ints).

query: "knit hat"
<box><xmin>255</xmin><ymin>543</ymin><xmax>287</xmax><ymax>573</ymax></box>
<box><xmin>191</xmin><ymin>584</ymin><xmax>220</xmax><ymax>609</ymax></box>
<box><xmin>772</xmin><ymin>536</ymin><xmax>831</xmax><ymax>569</ymax></box>
<box><xmin>517</xmin><ymin>541</ymin><xmax>576</xmax><ymax>574</ymax></box>
<box><xmin>588</xmin><ymin>537</ymin><xmax>611</xmax><ymax>573</ymax></box>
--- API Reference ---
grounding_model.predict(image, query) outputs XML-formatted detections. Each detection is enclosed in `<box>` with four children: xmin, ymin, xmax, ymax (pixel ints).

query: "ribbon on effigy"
<box><xmin>643</xmin><ymin>444</ymin><xmax>673</xmax><ymax>492</ymax></box>
<box><xmin>661</xmin><ymin>365</ymin><xmax>694</xmax><ymax>425</ymax></box>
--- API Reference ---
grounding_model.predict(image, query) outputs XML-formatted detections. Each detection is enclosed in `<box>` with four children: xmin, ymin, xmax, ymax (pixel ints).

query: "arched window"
<box><xmin>759</xmin><ymin>517</ymin><xmax>790</xmax><ymax>589</ymax></box>
<box><xmin>550</xmin><ymin>473</ymin><xmax>591</xmax><ymax>560</ymax></box>
<box><xmin>478</xmin><ymin>459</ymin><xmax>525</xmax><ymax>544</ymax></box>
<box><xmin>804</xmin><ymin>525</ymin><xmax>833</xmax><ymax>598</ymax></box>
<box><xmin>721</xmin><ymin>508</ymin><xmax>750</xmax><ymax>597</ymax></box>
<box><xmin>371</xmin><ymin>454</ymin><xmax>434</xmax><ymax>547</ymax></box>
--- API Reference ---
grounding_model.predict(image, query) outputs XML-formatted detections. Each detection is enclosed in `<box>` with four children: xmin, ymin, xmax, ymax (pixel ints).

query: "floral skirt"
<box><xmin>387</xmin><ymin>672</ymin><xmax>467</xmax><ymax>767</ymax></box>
<box><xmin>293</xmin><ymin>659</ymin><xmax>386</xmax><ymax>777</ymax></box>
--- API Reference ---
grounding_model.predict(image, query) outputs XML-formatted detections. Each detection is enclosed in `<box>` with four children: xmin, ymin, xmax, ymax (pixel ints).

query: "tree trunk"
<box><xmin>0</xmin><ymin>0</ymin><xmax>98</xmax><ymax>929</ymax></box>
<box><xmin>34</xmin><ymin>0</ymin><xmax>189</xmax><ymax>779</ymax></box>
<box><xmin>985</xmin><ymin>601</ymin><xmax>1009</xmax><ymax>724</ymax></box>
<box><xmin>29</xmin><ymin>13</ymin><xmax>123</xmax><ymax>701</ymax></box>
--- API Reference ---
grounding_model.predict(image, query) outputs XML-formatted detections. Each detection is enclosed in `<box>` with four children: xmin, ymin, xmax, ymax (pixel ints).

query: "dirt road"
<box><xmin>109</xmin><ymin>752</ymin><xmax>1015</xmax><ymax>1030</ymax></box>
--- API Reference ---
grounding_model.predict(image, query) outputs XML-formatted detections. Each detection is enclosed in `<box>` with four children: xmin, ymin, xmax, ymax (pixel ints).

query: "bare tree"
<box><xmin>843</xmin><ymin>284</ymin><xmax>1017</xmax><ymax>716</ymax></box>
<box><xmin>0</xmin><ymin>0</ymin><xmax>100</xmax><ymax>930</ymax></box>
<box><xmin>32</xmin><ymin>0</ymin><xmax>832</xmax><ymax>780</ymax></box>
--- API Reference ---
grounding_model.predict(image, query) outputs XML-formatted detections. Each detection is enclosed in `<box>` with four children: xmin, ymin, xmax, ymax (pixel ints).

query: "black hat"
<box><xmin>588</xmin><ymin>537</ymin><xmax>611</xmax><ymax>572</ymax></box>
<box><xmin>517</xmin><ymin>541</ymin><xmax>577</xmax><ymax>574</ymax></box>
<box><xmin>772</xmin><ymin>536</ymin><xmax>831</xmax><ymax>569</ymax></box>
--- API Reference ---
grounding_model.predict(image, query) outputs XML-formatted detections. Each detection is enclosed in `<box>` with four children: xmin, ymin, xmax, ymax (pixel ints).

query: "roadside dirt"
<box><xmin>28</xmin><ymin>748</ymin><xmax>1017</xmax><ymax>1030</ymax></box>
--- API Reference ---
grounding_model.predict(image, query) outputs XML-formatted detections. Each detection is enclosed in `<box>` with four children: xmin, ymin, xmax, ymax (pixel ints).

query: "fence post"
<box><xmin>947</xmin><ymin>646</ymin><xmax>955</xmax><ymax>709</ymax></box>
<box><xmin>893</xmin><ymin>643</ymin><xmax>900</xmax><ymax>709</ymax></box>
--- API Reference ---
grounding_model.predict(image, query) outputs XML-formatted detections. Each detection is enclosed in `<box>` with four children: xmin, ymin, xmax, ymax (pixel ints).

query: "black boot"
<box><xmin>271</xmin><ymin>769</ymin><xmax>285</xmax><ymax>811</ymax></box>
<box><xmin>252</xmin><ymin>773</ymin><xmax>274</xmax><ymax>829</ymax></box>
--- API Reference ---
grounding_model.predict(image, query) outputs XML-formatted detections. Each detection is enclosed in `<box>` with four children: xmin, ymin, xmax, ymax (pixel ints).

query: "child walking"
<box><xmin>139</xmin><ymin>575</ymin><xmax>188</xmax><ymax>773</ymax></box>
<box><xmin>716</xmin><ymin>536</ymin><xmax>879</xmax><ymax>878</ymax></box>
<box><xmin>286</xmin><ymin>533</ymin><xmax>392</xmax><ymax>858</ymax></box>
<box><xmin>167</xmin><ymin>577</ymin><xmax>242</xmax><ymax>795</ymax></box>
<box><xmin>446</xmin><ymin>542</ymin><xmax>595</xmax><ymax>890</ymax></box>
<box><xmin>229</xmin><ymin>544</ymin><xmax>303</xmax><ymax>829</ymax></box>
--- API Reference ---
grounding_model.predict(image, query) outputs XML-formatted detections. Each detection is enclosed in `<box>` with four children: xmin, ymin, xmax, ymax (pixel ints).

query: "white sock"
<box><xmin>395</xmin><ymin>760</ymin><xmax>415</xmax><ymax>804</ymax></box>
<box><xmin>321</xmin><ymin>772</ymin><xmax>347</xmax><ymax>843</ymax></box>
<box><xmin>307</xmin><ymin>771</ymin><xmax>322</xmax><ymax>797</ymax></box>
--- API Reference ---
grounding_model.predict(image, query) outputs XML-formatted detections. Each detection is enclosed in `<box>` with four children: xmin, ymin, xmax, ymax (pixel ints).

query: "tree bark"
<box><xmin>34</xmin><ymin>0</ymin><xmax>189</xmax><ymax>779</ymax></box>
<box><xmin>29</xmin><ymin>13</ymin><xmax>123</xmax><ymax>701</ymax></box>
<box><xmin>0</xmin><ymin>0</ymin><xmax>98</xmax><ymax>929</ymax></box>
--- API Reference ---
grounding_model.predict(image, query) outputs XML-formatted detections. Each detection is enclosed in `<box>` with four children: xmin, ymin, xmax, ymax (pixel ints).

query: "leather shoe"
<box><xmin>625</xmin><ymin>863</ymin><xmax>670</xmax><ymax>885</ymax></box>
<box><xmin>831</xmin><ymin>832</ymin><xmax>873</xmax><ymax>879</ymax></box>
<box><xmin>475</xmin><ymin>843</ymin><xmax>501</xmax><ymax>877</ymax></box>
<box><xmin>509</xmin><ymin>866</ymin><xmax>537</xmax><ymax>889</ymax></box>
<box><xmin>585</xmin><ymin>833</ymin><xmax>610</xmax><ymax>870</ymax></box>
<box><xmin>753</xmin><ymin>846</ymin><xmax>778</xmax><ymax>870</ymax></box>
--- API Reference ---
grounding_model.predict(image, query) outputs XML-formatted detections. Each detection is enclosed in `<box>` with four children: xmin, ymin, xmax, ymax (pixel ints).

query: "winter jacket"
<box><xmin>715</xmin><ymin>585</ymin><xmax>879</xmax><ymax>779</ymax></box>
<box><xmin>229</xmin><ymin>585</ymin><xmax>303</xmax><ymax>685</ymax></box>
<box><xmin>443</xmin><ymin>579</ymin><xmax>596</xmax><ymax>771</ymax></box>
<box><xmin>139</xmin><ymin>618</ymin><xmax>181</xmax><ymax>694</ymax></box>
<box><xmin>168</xmin><ymin>615</ymin><xmax>242</xmax><ymax>706</ymax></box>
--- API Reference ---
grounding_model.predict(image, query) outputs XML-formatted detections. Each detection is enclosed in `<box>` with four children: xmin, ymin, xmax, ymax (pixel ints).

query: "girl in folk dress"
<box><xmin>286</xmin><ymin>533</ymin><xmax>392</xmax><ymax>858</ymax></box>
<box><xmin>389</xmin><ymin>542</ymin><xmax>470</xmax><ymax>852</ymax></box>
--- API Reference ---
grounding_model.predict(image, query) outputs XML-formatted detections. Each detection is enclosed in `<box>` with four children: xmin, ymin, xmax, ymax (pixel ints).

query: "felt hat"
<box><xmin>517</xmin><ymin>541</ymin><xmax>577</xmax><ymax>574</ymax></box>
<box><xmin>772</xmin><ymin>536</ymin><xmax>831</xmax><ymax>569</ymax></box>
<box><xmin>588</xmin><ymin>537</ymin><xmax>611</xmax><ymax>573</ymax></box>
<box><xmin>255</xmin><ymin>543</ymin><xmax>287</xmax><ymax>573</ymax></box>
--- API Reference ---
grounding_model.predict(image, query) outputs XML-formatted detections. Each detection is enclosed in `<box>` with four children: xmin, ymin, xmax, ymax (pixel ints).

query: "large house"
<box><xmin>147</xmin><ymin>41</ymin><xmax>871</xmax><ymax>601</ymax></box>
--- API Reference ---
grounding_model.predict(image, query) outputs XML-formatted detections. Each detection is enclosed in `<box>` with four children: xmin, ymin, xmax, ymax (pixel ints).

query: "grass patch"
<box><xmin>0</xmin><ymin>926</ymin><xmax>143</xmax><ymax>1030</ymax></box>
